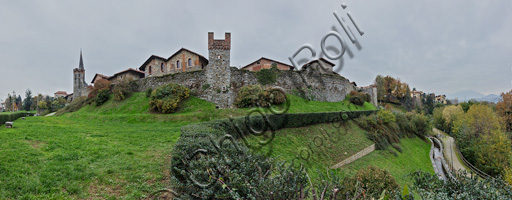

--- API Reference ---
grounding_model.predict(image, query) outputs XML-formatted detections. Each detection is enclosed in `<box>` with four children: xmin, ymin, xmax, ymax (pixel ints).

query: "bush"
<box><xmin>356</xmin><ymin>111</ymin><xmax>428</xmax><ymax>149</ymax></box>
<box><xmin>149</xmin><ymin>83</ymin><xmax>190</xmax><ymax>113</ymax></box>
<box><xmin>89</xmin><ymin>79</ymin><xmax>111</xmax><ymax>99</ymax></box>
<box><xmin>349</xmin><ymin>90</ymin><xmax>371</xmax><ymax>106</ymax></box>
<box><xmin>342</xmin><ymin>165</ymin><xmax>399</xmax><ymax>199</ymax></box>
<box><xmin>0</xmin><ymin>112</ymin><xmax>32</xmax><ymax>125</ymax></box>
<box><xmin>95</xmin><ymin>89</ymin><xmax>111</xmax><ymax>106</ymax></box>
<box><xmin>171</xmin><ymin>111</ymin><xmax>377</xmax><ymax>199</ymax></box>
<box><xmin>377</xmin><ymin>110</ymin><xmax>396</xmax><ymax>124</ymax></box>
<box><xmin>112</xmin><ymin>78</ymin><xmax>133</xmax><ymax>101</ymax></box>
<box><xmin>234</xmin><ymin>85</ymin><xmax>286</xmax><ymax>108</ymax></box>
<box><xmin>411</xmin><ymin>113</ymin><xmax>430</xmax><ymax>136</ymax></box>
<box><xmin>145</xmin><ymin>88</ymin><xmax>153</xmax><ymax>97</ymax></box>
<box><xmin>410</xmin><ymin>170</ymin><xmax>512</xmax><ymax>199</ymax></box>
<box><xmin>256</xmin><ymin>64</ymin><xmax>279</xmax><ymax>85</ymax></box>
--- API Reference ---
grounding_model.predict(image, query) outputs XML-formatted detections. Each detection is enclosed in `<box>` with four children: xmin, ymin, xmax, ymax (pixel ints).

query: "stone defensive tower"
<box><xmin>206</xmin><ymin>32</ymin><xmax>232</xmax><ymax>108</ymax></box>
<box><xmin>73</xmin><ymin>50</ymin><xmax>89</xmax><ymax>99</ymax></box>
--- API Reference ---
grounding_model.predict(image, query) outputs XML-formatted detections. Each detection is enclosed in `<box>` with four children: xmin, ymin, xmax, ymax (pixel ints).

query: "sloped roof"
<box><xmin>54</xmin><ymin>91</ymin><xmax>68</xmax><ymax>95</ymax></box>
<box><xmin>91</xmin><ymin>73</ymin><xmax>110</xmax><ymax>84</ymax></box>
<box><xmin>138</xmin><ymin>48</ymin><xmax>208</xmax><ymax>71</ymax></box>
<box><xmin>241</xmin><ymin>57</ymin><xmax>294</xmax><ymax>70</ymax></box>
<box><xmin>107</xmin><ymin>68</ymin><xmax>144</xmax><ymax>80</ymax></box>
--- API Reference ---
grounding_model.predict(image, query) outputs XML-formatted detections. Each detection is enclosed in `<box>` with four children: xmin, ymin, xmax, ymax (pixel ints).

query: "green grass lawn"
<box><xmin>340</xmin><ymin>137</ymin><xmax>434</xmax><ymax>188</ymax></box>
<box><xmin>0</xmin><ymin>92</ymin><xmax>371</xmax><ymax>199</ymax></box>
<box><xmin>246</xmin><ymin>121</ymin><xmax>374</xmax><ymax>181</ymax></box>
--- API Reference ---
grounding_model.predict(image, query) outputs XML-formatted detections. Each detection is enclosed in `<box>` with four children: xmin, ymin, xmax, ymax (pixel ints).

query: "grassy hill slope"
<box><xmin>0</xmin><ymin>92</ymin><xmax>374</xmax><ymax>199</ymax></box>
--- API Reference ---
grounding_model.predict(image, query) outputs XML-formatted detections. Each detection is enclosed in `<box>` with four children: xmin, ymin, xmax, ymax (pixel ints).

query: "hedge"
<box><xmin>0</xmin><ymin>112</ymin><xmax>33</xmax><ymax>125</ymax></box>
<box><xmin>170</xmin><ymin>110</ymin><xmax>376</xmax><ymax>199</ymax></box>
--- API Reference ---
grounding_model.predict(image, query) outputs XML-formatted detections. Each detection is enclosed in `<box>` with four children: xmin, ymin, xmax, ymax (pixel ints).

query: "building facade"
<box><xmin>241</xmin><ymin>57</ymin><xmax>294</xmax><ymax>71</ymax></box>
<box><xmin>54</xmin><ymin>91</ymin><xmax>68</xmax><ymax>98</ymax></box>
<box><xmin>108</xmin><ymin>68</ymin><xmax>145</xmax><ymax>84</ymax></box>
<box><xmin>138</xmin><ymin>48</ymin><xmax>208</xmax><ymax>78</ymax></box>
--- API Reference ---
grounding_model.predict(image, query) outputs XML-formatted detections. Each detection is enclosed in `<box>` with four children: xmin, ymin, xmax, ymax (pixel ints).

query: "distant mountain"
<box><xmin>447</xmin><ymin>90</ymin><xmax>484</xmax><ymax>101</ymax></box>
<box><xmin>447</xmin><ymin>90</ymin><xmax>501</xmax><ymax>103</ymax></box>
<box><xmin>476</xmin><ymin>94</ymin><xmax>501</xmax><ymax>103</ymax></box>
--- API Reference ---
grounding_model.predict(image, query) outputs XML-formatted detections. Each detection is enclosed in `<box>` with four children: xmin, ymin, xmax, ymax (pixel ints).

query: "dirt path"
<box><xmin>433</xmin><ymin>128</ymin><xmax>470</xmax><ymax>174</ymax></box>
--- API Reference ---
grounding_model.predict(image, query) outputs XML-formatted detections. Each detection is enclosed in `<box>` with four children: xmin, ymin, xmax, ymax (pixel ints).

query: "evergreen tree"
<box><xmin>23</xmin><ymin>89</ymin><xmax>33</xmax><ymax>111</ymax></box>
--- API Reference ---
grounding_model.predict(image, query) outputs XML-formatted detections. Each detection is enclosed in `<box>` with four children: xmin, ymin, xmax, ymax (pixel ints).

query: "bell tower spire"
<box><xmin>79</xmin><ymin>48</ymin><xmax>84</xmax><ymax>70</ymax></box>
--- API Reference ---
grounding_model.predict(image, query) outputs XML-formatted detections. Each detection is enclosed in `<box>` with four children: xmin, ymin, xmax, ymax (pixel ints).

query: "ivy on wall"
<box><xmin>256</xmin><ymin>63</ymin><xmax>279</xmax><ymax>85</ymax></box>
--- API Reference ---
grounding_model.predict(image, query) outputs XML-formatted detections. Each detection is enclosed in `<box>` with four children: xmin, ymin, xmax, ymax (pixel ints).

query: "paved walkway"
<box><xmin>45</xmin><ymin>112</ymin><xmax>56</xmax><ymax>117</ymax></box>
<box><xmin>433</xmin><ymin>128</ymin><xmax>469</xmax><ymax>174</ymax></box>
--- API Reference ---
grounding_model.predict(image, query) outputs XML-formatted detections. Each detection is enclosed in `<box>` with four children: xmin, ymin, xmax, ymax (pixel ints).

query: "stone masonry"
<box><xmin>205</xmin><ymin>32</ymin><xmax>233</xmax><ymax>108</ymax></box>
<box><xmin>130</xmin><ymin>32</ymin><xmax>377</xmax><ymax>108</ymax></box>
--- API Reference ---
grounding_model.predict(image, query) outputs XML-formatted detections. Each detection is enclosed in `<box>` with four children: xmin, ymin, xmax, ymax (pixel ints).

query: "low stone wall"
<box><xmin>330</xmin><ymin>144</ymin><xmax>375</xmax><ymax>169</ymax></box>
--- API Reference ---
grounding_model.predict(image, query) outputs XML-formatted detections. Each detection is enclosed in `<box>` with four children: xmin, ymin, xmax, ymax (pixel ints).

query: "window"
<box><xmin>188</xmin><ymin>58</ymin><xmax>192</xmax><ymax>66</ymax></box>
<box><xmin>177</xmin><ymin>60</ymin><xmax>180</xmax><ymax>68</ymax></box>
<box><xmin>149</xmin><ymin>66</ymin><xmax>152</xmax><ymax>74</ymax></box>
<box><xmin>217</xmin><ymin>55</ymin><xmax>222</xmax><ymax>59</ymax></box>
<box><xmin>257</xmin><ymin>61</ymin><xmax>260</xmax><ymax>64</ymax></box>
<box><xmin>161</xmin><ymin>63</ymin><xmax>164</xmax><ymax>72</ymax></box>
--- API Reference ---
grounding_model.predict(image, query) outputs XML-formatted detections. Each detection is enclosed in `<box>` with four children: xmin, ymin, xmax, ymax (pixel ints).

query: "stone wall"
<box><xmin>134</xmin><ymin>70</ymin><xmax>207</xmax><ymax>95</ymax></box>
<box><xmin>330</xmin><ymin>144</ymin><xmax>375</xmax><ymax>169</ymax></box>
<box><xmin>360</xmin><ymin>86</ymin><xmax>378</xmax><ymax>107</ymax></box>
<box><xmin>230</xmin><ymin>67</ymin><xmax>357</xmax><ymax>104</ymax></box>
<box><xmin>134</xmin><ymin>67</ymin><xmax>360</xmax><ymax>108</ymax></box>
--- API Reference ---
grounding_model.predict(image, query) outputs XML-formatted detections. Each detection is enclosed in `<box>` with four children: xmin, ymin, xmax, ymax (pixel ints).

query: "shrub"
<box><xmin>112</xmin><ymin>78</ymin><xmax>133</xmax><ymax>101</ymax></box>
<box><xmin>356</xmin><ymin>111</ymin><xmax>427</xmax><ymax>149</ymax></box>
<box><xmin>149</xmin><ymin>83</ymin><xmax>190</xmax><ymax>113</ymax></box>
<box><xmin>410</xmin><ymin>170</ymin><xmax>512</xmax><ymax>199</ymax></box>
<box><xmin>234</xmin><ymin>85</ymin><xmax>263</xmax><ymax>108</ymax></box>
<box><xmin>0</xmin><ymin>112</ymin><xmax>32</xmax><ymax>125</ymax></box>
<box><xmin>377</xmin><ymin>110</ymin><xmax>396</xmax><ymax>124</ymax></box>
<box><xmin>411</xmin><ymin>113</ymin><xmax>430</xmax><ymax>136</ymax></box>
<box><xmin>89</xmin><ymin>79</ymin><xmax>111</xmax><ymax>99</ymax></box>
<box><xmin>256</xmin><ymin>64</ymin><xmax>279</xmax><ymax>85</ymax></box>
<box><xmin>342</xmin><ymin>165</ymin><xmax>399</xmax><ymax>199</ymax></box>
<box><xmin>145</xmin><ymin>88</ymin><xmax>153</xmax><ymax>97</ymax></box>
<box><xmin>349</xmin><ymin>90</ymin><xmax>371</xmax><ymax>106</ymax></box>
<box><xmin>234</xmin><ymin>85</ymin><xmax>286</xmax><ymax>108</ymax></box>
<box><xmin>95</xmin><ymin>89</ymin><xmax>111</xmax><ymax>106</ymax></box>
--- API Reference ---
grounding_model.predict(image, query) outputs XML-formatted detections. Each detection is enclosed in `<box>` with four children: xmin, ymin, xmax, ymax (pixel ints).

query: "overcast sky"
<box><xmin>1</xmin><ymin>0</ymin><xmax>511</xmax><ymax>101</ymax></box>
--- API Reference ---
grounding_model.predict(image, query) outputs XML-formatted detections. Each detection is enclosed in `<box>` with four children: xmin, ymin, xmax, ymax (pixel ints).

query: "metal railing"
<box><xmin>453</xmin><ymin>141</ymin><xmax>492</xmax><ymax>179</ymax></box>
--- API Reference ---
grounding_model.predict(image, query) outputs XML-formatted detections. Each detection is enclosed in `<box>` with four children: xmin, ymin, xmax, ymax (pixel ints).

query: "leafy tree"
<box><xmin>476</xmin><ymin>130</ymin><xmax>512</xmax><ymax>176</ymax></box>
<box><xmin>23</xmin><ymin>89</ymin><xmax>33</xmax><ymax>111</ymax></box>
<box><xmin>16</xmin><ymin>95</ymin><xmax>22</xmax><ymax>110</ymax></box>
<box><xmin>5</xmin><ymin>94</ymin><xmax>12</xmax><ymax>111</ymax></box>
<box><xmin>441</xmin><ymin>105</ymin><xmax>463</xmax><ymax>134</ymax></box>
<box><xmin>497</xmin><ymin>90</ymin><xmax>512</xmax><ymax>132</ymax></box>
<box><xmin>422</xmin><ymin>94</ymin><xmax>434</xmax><ymax>114</ymax></box>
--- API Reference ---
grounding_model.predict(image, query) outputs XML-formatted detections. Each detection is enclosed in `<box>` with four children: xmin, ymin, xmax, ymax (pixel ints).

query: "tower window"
<box><xmin>217</xmin><ymin>55</ymin><xmax>222</xmax><ymax>59</ymax></box>
<box><xmin>161</xmin><ymin>63</ymin><xmax>164</xmax><ymax>72</ymax></box>
<box><xmin>177</xmin><ymin>60</ymin><xmax>181</xmax><ymax>68</ymax></box>
<box><xmin>188</xmin><ymin>58</ymin><xmax>192</xmax><ymax>67</ymax></box>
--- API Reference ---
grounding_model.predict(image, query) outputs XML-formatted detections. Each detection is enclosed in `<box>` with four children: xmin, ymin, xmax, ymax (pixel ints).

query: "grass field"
<box><xmin>0</xmin><ymin>92</ymin><xmax>372</xmax><ymax>199</ymax></box>
<box><xmin>340</xmin><ymin>137</ymin><xmax>434</xmax><ymax>188</ymax></box>
<box><xmin>246</xmin><ymin>121</ymin><xmax>374</xmax><ymax>180</ymax></box>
